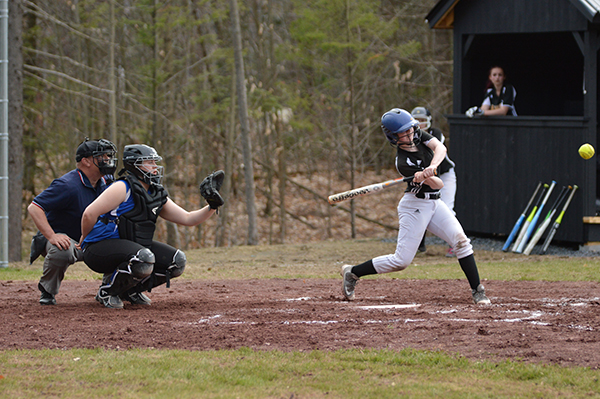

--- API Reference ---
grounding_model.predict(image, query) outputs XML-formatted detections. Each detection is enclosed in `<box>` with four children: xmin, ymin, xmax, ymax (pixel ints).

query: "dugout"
<box><xmin>426</xmin><ymin>0</ymin><xmax>600</xmax><ymax>246</ymax></box>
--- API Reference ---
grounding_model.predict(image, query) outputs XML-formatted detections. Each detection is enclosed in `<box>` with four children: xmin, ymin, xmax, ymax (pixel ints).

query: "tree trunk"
<box><xmin>8</xmin><ymin>0</ymin><xmax>23</xmax><ymax>261</ymax></box>
<box><xmin>109</xmin><ymin>0</ymin><xmax>117</xmax><ymax>144</ymax></box>
<box><xmin>22</xmin><ymin>0</ymin><xmax>37</xmax><ymax>204</ymax></box>
<box><xmin>276</xmin><ymin>114</ymin><xmax>286</xmax><ymax>243</ymax></box>
<box><xmin>216</xmin><ymin>76</ymin><xmax>237</xmax><ymax>247</ymax></box>
<box><xmin>151</xmin><ymin>0</ymin><xmax>159</xmax><ymax>146</ymax></box>
<box><xmin>346</xmin><ymin>0</ymin><xmax>357</xmax><ymax>239</ymax></box>
<box><xmin>230</xmin><ymin>0</ymin><xmax>258</xmax><ymax>245</ymax></box>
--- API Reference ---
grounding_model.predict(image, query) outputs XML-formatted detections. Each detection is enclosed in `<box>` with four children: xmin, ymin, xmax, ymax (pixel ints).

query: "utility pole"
<box><xmin>0</xmin><ymin>0</ymin><xmax>8</xmax><ymax>268</ymax></box>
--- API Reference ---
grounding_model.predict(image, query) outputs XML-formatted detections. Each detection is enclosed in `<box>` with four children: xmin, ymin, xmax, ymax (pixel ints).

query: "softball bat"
<box><xmin>328</xmin><ymin>176</ymin><xmax>414</xmax><ymax>204</ymax></box>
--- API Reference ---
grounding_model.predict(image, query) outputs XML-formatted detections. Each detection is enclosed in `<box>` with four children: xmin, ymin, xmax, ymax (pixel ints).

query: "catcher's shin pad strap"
<box><xmin>142</xmin><ymin>250</ymin><xmax>186</xmax><ymax>291</ymax></box>
<box><xmin>101</xmin><ymin>269</ymin><xmax>138</xmax><ymax>296</ymax></box>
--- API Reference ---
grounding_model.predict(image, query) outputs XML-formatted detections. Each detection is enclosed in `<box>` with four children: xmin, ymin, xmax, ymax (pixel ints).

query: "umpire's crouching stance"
<box><xmin>79</xmin><ymin>144</ymin><xmax>224</xmax><ymax>309</ymax></box>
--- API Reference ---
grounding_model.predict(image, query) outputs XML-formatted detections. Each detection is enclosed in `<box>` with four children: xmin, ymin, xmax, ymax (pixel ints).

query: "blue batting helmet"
<box><xmin>381</xmin><ymin>108</ymin><xmax>419</xmax><ymax>145</ymax></box>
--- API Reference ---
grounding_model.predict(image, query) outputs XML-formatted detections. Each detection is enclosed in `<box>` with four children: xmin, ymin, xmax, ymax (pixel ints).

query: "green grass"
<box><xmin>2</xmin><ymin>238</ymin><xmax>600</xmax><ymax>398</ymax></box>
<box><xmin>1</xmin><ymin>348</ymin><xmax>599</xmax><ymax>398</ymax></box>
<box><xmin>0</xmin><ymin>262</ymin><xmax>101</xmax><ymax>282</ymax></box>
<box><xmin>397</xmin><ymin>258</ymin><xmax>600</xmax><ymax>282</ymax></box>
<box><xmin>6</xmin><ymin>238</ymin><xmax>600</xmax><ymax>282</ymax></box>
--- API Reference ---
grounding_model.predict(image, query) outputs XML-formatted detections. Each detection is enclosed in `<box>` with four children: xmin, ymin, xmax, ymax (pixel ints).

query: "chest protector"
<box><xmin>117</xmin><ymin>173</ymin><xmax>168</xmax><ymax>248</ymax></box>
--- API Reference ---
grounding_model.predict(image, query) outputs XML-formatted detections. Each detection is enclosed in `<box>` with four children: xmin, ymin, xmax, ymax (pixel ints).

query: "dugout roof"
<box><xmin>426</xmin><ymin>0</ymin><xmax>600</xmax><ymax>28</ymax></box>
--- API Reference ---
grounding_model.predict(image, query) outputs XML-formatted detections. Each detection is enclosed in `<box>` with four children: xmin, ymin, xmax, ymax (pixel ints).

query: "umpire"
<box><xmin>28</xmin><ymin>138</ymin><xmax>117</xmax><ymax>305</ymax></box>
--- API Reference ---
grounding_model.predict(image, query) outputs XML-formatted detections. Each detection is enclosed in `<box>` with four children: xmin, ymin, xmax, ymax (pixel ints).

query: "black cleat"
<box><xmin>120</xmin><ymin>291</ymin><xmax>152</xmax><ymax>305</ymax></box>
<box><xmin>95</xmin><ymin>288</ymin><xmax>124</xmax><ymax>309</ymax></box>
<box><xmin>38</xmin><ymin>283</ymin><xmax>56</xmax><ymax>305</ymax></box>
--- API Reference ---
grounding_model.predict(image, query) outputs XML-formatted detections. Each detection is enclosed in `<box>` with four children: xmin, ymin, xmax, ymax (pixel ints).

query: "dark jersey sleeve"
<box><xmin>32</xmin><ymin>176</ymin><xmax>75</xmax><ymax>213</ymax></box>
<box><xmin>429</xmin><ymin>127</ymin><xmax>443</xmax><ymax>142</ymax></box>
<box><xmin>500</xmin><ymin>84</ymin><xmax>515</xmax><ymax>106</ymax></box>
<box><xmin>428</xmin><ymin>127</ymin><xmax>455</xmax><ymax>175</ymax></box>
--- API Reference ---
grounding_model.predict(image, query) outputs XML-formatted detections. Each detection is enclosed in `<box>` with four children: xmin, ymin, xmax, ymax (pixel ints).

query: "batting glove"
<box><xmin>466</xmin><ymin>106</ymin><xmax>484</xmax><ymax>118</ymax></box>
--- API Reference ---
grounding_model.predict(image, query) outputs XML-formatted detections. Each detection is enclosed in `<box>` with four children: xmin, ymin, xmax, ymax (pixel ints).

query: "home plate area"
<box><xmin>1</xmin><ymin>278</ymin><xmax>599</xmax><ymax>368</ymax></box>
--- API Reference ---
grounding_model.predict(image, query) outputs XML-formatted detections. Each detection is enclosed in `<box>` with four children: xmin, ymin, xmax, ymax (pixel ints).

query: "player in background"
<box><xmin>411</xmin><ymin>107</ymin><xmax>457</xmax><ymax>257</ymax></box>
<box><xmin>340</xmin><ymin>108</ymin><xmax>490</xmax><ymax>305</ymax></box>
<box><xmin>466</xmin><ymin>65</ymin><xmax>517</xmax><ymax>117</ymax></box>
<box><xmin>28</xmin><ymin>139</ymin><xmax>117</xmax><ymax>305</ymax></box>
<box><xmin>79</xmin><ymin>144</ymin><xmax>224</xmax><ymax>309</ymax></box>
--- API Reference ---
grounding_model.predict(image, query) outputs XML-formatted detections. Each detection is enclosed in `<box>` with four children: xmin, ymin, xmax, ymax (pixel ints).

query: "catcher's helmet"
<box><xmin>381</xmin><ymin>108</ymin><xmax>420</xmax><ymax>146</ymax></box>
<box><xmin>76</xmin><ymin>138</ymin><xmax>118</xmax><ymax>175</ymax></box>
<box><xmin>122</xmin><ymin>144</ymin><xmax>163</xmax><ymax>185</ymax></box>
<box><xmin>411</xmin><ymin>106</ymin><xmax>432</xmax><ymax>130</ymax></box>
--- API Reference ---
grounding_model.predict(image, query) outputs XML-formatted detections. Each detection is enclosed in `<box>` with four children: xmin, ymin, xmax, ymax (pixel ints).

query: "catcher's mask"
<box><xmin>76</xmin><ymin>138</ymin><xmax>118</xmax><ymax>175</ymax></box>
<box><xmin>121</xmin><ymin>144</ymin><xmax>164</xmax><ymax>185</ymax></box>
<box><xmin>381</xmin><ymin>108</ymin><xmax>421</xmax><ymax>147</ymax></box>
<box><xmin>411</xmin><ymin>106</ymin><xmax>432</xmax><ymax>131</ymax></box>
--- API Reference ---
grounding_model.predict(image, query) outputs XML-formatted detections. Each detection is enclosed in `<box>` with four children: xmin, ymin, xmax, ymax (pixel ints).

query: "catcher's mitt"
<box><xmin>200</xmin><ymin>170</ymin><xmax>225</xmax><ymax>211</ymax></box>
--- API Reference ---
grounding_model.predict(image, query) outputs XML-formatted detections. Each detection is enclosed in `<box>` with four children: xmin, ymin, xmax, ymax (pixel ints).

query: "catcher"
<box><xmin>78</xmin><ymin>144</ymin><xmax>224</xmax><ymax>309</ymax></box>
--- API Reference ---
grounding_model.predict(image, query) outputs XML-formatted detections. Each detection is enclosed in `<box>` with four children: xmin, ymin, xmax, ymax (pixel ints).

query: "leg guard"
<box><xmin>146</xmin><ymin>249</ymin><xmax>186</xmax><ymax>291</ymax></box>
<box><xmin>169</xmin><ymin>249</ymin><xmax>186</xmax><ymax>278</ymax></box>
<box><xmin>100</xmin><ymin>248</ymin><xmax>155</xmax><ymax>296</ymax></box>
<box><xmin>129</xmin><ymin>248</ymin><xmax>155</xmax><ymax>279</ymax></box>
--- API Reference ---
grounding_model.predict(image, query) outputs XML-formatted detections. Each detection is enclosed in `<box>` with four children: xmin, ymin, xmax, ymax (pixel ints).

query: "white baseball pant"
<box><xmin>372</xmin><ymin>192</ymin><xmax>473</xmax><ymax>274</ymax></box>
<box><xmin>439</xmin><ymin>167</ymin><xmax>457</xmax><ymax>215</ymax></box>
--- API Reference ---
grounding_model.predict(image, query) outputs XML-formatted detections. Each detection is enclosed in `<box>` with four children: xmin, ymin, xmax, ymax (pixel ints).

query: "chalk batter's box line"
<box><xmin>357</xmin><ymin>304</ymin><xmax>421</xmax><ymax>310</ymax></box>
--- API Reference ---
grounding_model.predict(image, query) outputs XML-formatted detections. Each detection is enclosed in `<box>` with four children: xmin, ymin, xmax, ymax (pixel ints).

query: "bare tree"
<box><xmin>230</xmin><ymin>0</ymin><xmax>258</xmax><ymax>245</ymax></box>
<box><xmin>108</xmin><ymin>0</ymin><xmax>117</xmax><ymax>144</ymax></box>
<box><xmin>15</xmin><ymin>0</ymin><xmax>454</xmax><ymax>248</ymax></box>
<box><xmin>345</xmin><ymin>0</ymin><xmax>358</xmax><ymax>238</ymax></box>
<box><xmin>8</xmin><ymin>0</ymin><xmax>23</xmax><ymax>261</ymax></box>
<box><xmin>216</xmin><ymin>75</ymin><xmax>237</xmax><ymax>247</ymax></box>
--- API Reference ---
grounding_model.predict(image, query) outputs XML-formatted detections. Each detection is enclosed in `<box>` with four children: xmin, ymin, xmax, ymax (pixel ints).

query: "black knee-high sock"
<box><xmin>458</xmin><ymin>254</ymin><xmax>480</xmax><ymax>290</ymax></box>
<box><xmin>352</xmin><ymin>259</ymin><xmax>377</xmax><ymax>278</ymax></box>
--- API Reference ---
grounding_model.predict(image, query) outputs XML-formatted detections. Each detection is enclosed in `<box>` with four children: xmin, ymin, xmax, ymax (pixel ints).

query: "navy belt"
<box><xmin>416</xmin><ymin>192</ymin><xmax>441</xmax><ymax>200</ymax></box>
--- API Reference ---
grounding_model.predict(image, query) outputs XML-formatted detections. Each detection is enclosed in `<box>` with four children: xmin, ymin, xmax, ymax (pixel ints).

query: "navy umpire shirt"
<box><xmin>31</xmin><ymin>169</ymin><xmax>109</xmax><ymax>241</ymax></box>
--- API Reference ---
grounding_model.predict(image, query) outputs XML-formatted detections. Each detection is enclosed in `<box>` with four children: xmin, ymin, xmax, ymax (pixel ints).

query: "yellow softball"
<box><xmin>579</xmin><ymin>143</ymin><xmax>595</xmax><ymax>160</ymax></box>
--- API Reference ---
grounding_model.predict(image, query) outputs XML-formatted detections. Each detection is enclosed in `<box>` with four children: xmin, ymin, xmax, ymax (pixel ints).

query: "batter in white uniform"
<box><xmin>340</xmin><ymin>108</ymin><xmax>490</xmax><ymax>305</ymax></box>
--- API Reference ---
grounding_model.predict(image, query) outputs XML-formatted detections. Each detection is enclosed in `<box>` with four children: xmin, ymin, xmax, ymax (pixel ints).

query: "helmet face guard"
<box><xmin>92</xmin><ymin>139</ymin><xmax>118</xmax><ymax>175</ymax></box>
<box><xmin>411</xmin><ymin>106</ymin><xmax>432</xmax><ymax>130</ymax></box>
<box><xmin>381</xmin><ymin>108</ymin><xmax>420</xmax><ymax>146</ymax></box>
<box><xmin>122</xmin><ymin>144</ymin><xmax>164</xmax><ymax>185</ymax></box>
<box><xmin>132</xmin><ymin>158</ymin><xmax>163</xmax><ymax>185</ymax></box>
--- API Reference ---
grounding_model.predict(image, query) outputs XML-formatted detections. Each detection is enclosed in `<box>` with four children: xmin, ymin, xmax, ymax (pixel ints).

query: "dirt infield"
<box><xmin>1</xmin><ymin>278</ymin><xmax>599</xmax><ymax>368</ymax></box>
